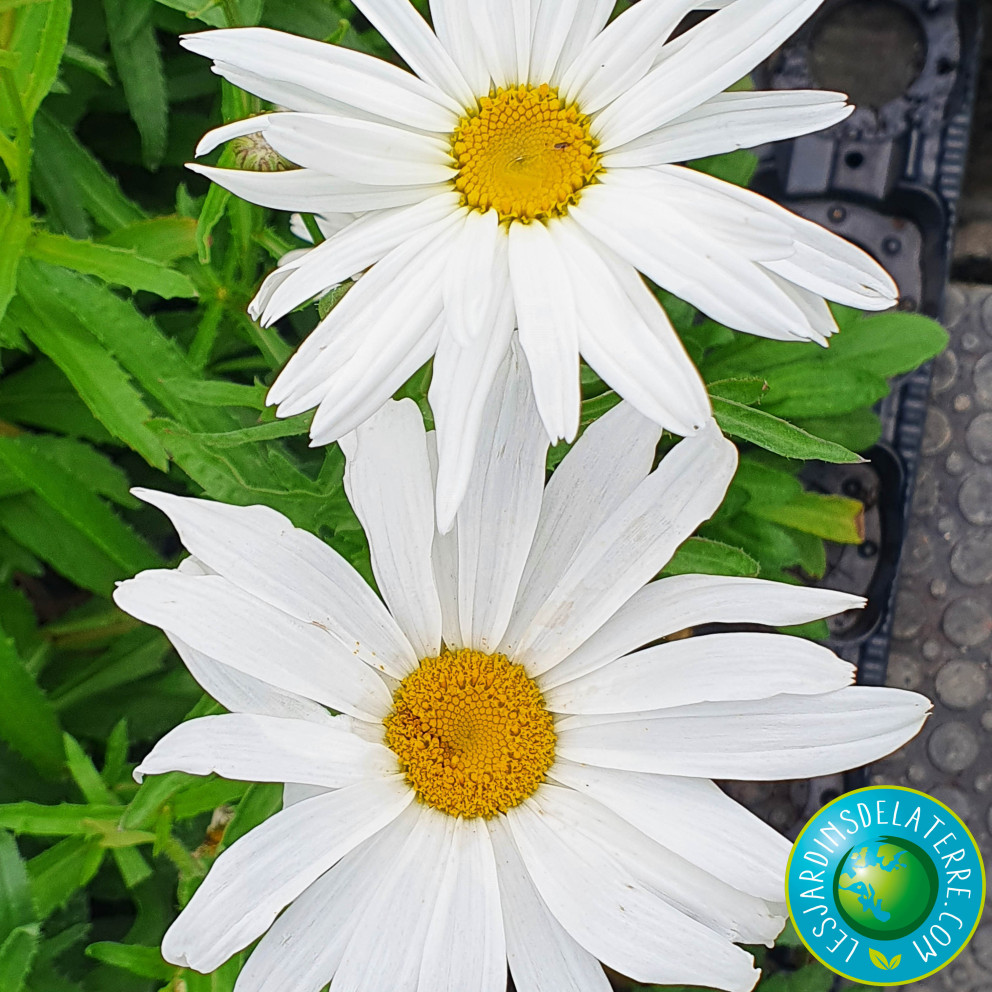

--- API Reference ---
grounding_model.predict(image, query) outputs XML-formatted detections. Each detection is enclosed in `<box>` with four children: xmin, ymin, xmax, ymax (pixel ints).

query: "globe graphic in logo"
<box><xmin>833</xmin><ymin>836</ymin><xmax>939</xmax><ymax>940</ymax></box>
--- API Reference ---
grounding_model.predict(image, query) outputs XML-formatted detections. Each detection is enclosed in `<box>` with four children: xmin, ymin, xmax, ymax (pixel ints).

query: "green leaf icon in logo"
<box><xmin>869</xmin><ymin>948</ymin><xmax>901</xmax><ymax>970</ymax></box>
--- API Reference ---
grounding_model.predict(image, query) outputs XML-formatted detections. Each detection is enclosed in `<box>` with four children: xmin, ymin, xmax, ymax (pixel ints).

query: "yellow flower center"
<box><xmin>384</xmin><ymin>648</ymin><xmax>556</xmax><ymax>818</ymax></box>
<box><xmin>451</xmin><ymin>84</ymin><xmax>602</xmax><ymax>223</ymax></box>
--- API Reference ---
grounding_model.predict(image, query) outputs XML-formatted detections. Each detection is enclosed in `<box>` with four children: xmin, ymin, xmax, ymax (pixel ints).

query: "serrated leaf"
<box><xmin>25</xmin><ymin>231</ymin><xmax>197</xmax><ymax>298</ymax></box>
<box><xmin>0</xmin><ymin>436</ymin><xmax>160</xmax><ymax>584</ymax></box>
<box><xmin>0</xmin><ymin>924</ymin><xmax>39</xmax><ymax>992</ymax></box>
<box><xmin>0</xmin><ymin>623</ymin><xmax>64</xmax><ymax>779</ymax></box>
<box><xmin>713</xmin><ymin>397</ymin><xmax>862</xmax><ymax>464</ymax></box>
<box><xmin>0</xmin><ymin>832</ymin><xmax>35</xmax><ymax>940</ymax></box>
<box><xmin>792</xmin><ymin>408</ymin><xmax>883</xmax><ymax>455</ymax></box>
<box><xmin>3</xmin><ymin>0</ymin><xmax>70</xmax><ymax>124</ymax></box>
<box><xmin>661</xmin><ymin>536</ymin><xmax>760</xmax><ymax>578</ymax></box>
<box><xmin>32</xmin><ymin>110</ymin><xmax>145</xmax><ymax>237</ymax></box>
<box><xmin>64</xmin><ymin>736</ymin><xmax>117</xmax><ymax>807</ymax></box>
<box><xmin>102</xmin><ymin>0</ymin><xmax>169</xmax><ymax>168</ymax></box>
<box><xmin>9</xmin><ymin>285</ymin><xmax>168</xmax><ymax>469</ymax></box>
<box><xmin>25</xmin><ymin>436</ymin><xmax>137</xmax><ymax>508</ymax></box>
<box><xmin>160</xmin><ymin>378</ymin><xmax>267</xmax><ymax>409</ymax></box>
<box><xmin>85</xmin><ymin>942</ymin><xmax>172</xmax><ymax>980</ymax></box>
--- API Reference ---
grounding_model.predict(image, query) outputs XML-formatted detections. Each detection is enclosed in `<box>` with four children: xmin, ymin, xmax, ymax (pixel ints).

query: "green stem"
<box><xmin>301</xmin><ymin>212</ymin><xmax>325</xmax><ymax>245</ymax></box>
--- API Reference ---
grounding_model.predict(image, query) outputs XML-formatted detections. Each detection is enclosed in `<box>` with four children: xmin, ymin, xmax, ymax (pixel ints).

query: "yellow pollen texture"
<box><xmin>451</xmin><ymin>83</ymin><xmax>602</xmax><ymax>222</ymax></box>
<box><xmin>384</xmin><ymin>649</ymin><xmax>556</xmax><ymax>818</ymax></box>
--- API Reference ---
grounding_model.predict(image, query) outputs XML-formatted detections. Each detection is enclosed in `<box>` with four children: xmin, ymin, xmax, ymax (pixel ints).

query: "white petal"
<box><xmin>556</xmin><ymin>686</ymin><xmax>932</xmax><ymax>778</ymax></box>
<box><xmin>269</xmin><ymin>210</ymin><xmax>460</xmax><ymax>420</ymax></box>
<box><xmin>430</xmin><ymin>292</ymin><xmax>516</xmax><ymax>533</ymax></box>
<box><xmin>426</xmin><ymin>431</ymin><xmax>464</xmax><ymax>648</ymax></box>
<box><xmin>508</xmin><ymin>220</ymin><xmax>581</xmax><ymax>443</ymax></box>
<box><xmin>264</xmin><ymin>113</ymin><xmax>455</xmax><ymax>186</ymax></box>
<box><xmin>341</xmin><ymin>399</ymin><xmax>442</xmax><ymax>660</ymax></box>
<box><xmin>162</xmin><ymin>776</ymin><xmax>413</xmax><ymax>972</ymax></box>
<box><xmin>182</xmin><ymin>27</ymin><xmax>461</xmax><ymax>129</ymax></box>
<box><xmin>333</xmin><ymin>804</ymin><xmax>455</xmax><ymax>992</ymax></box>
<box><xmin>251</xmin><ymin>193</ymin><xmax>460</xmax><ymax>326</ymax></box>
<box><xmin>467</xmin><ymin>0</ymin><xmax>517</xmax><ymax>89</ymax></box>
<box><xmin>603</xmin><ymin>89</ymin><xmax>853</xmax><ymax>168</ymax></box>
<box><xmin>504</xmin><ymin>423</ymin><xmax>737</xmax><ymax>675</ymax></box>
<box><xmin>130</xmin><ymin>489</ymin><xmax>417</xmax><ymax>679</ymax></box>
<box><xmin>134</xmin><ymin>713</ymin><xmax>396</xmax><ymax>786</ymax></box>
<box><xmin>442</xmin><ymin>207</ymin><xmax>508</xmax><ymax>348</ymax></box>
<box><xmin>307</xmin><ymin>315</ymin><xmax>444</xmax><ymax>444</ymax></box>
<box><xmin>171</xmin><ymin>629</ymin><xmax>335</xmax><ymax>726</ymax></box>
<box><xmin>560</xmin><ymin>0</ymin><xmax>695</xmax><ymax>113</ymax></box>
<box><xmin>350</xmin><ymin>0</ymin><xmax>475</xmax><ymax>106</ymax></box>
<box><xmin>594</xmin><ymin>0</ymin><xmax>828</xmax><ymax>150</ymax></box>
<box><xmin>546</xmin><ymin>631</ymin><xmax>854</xmax><ymax>714</ymax></box>
<box><xmin>529</xmin><ymin>0</ymin><xmax>590</xmax><ymax>87</ymax></box>
<box><xmin>572</xmin><ymin>181</ymin><xmax>818</xmax><ymax>342</ymax></box>
<box><xmin>506</xmin><ymin>401</ymin><xmax>662</xmax><ymax>667</ymax></box>
<box><xmin>522</xmin><ymin>784</ymin><xmax>782</xmax><ymax>942</ymax></box>
<box><xmin>417</xmin><ymin>818</ymin><xmax>505</xmax><ymax>992</ymax></box>
<box><xmin>187</xmin><ymin>162</ymin><xmax>447</xmax><ymax>213</ymax></box>
<box><xmin>549</xmin><ymin>761</ymin><xmax>791</xmax><ymax>903</ymax></box>
<box><xmin>654</xmin><ymin>165</ymin><xmax>898</xmax><ymax>308</ymax></box>
<box><xmin>430</xmin><ymin>0</ymin><xmax>491</xmax><ymax>95</ymax></box>
<box><xmin>541</xmin><ymin>574</ymin><xmax>865</xmax><ymax>689</ymax></box>
<box><xmin>551</xmin><ymin>217</ymin><xmax>711</xmax><ymax>432</ymax></box>
<box><xmin>234</xmin><ymin>807</ymin><xmax>415</xmax><ymax>992</ymax></box>
<box><xmin>506</xmin><ymin>787</ymin><xmax>761</xmax><ymax>991</ymax></box>
<box><xmin>489</xmin><ymin>815</ymin><xmax>611</xmax><ymax>992</ymax></box>
<box><xmin>455</xmin><ymin>342</ymin><xmax>548</xmax><ymax>652</ymax></box>
<box><xmin>114</xmin><ymin>570</ymin><xmax>392</xmax><ymax>722</ymax></box>
<box><xmin>551</xmin><ymin>0</ymin><xmax>623</xmax><ymax>86</ymax></box>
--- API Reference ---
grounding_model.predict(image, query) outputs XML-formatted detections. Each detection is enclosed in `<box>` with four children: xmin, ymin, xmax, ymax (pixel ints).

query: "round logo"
<box><xmin>787</xmin><ymin>786</ymin><xmax>985</xmax><ymax>985</ymax></box>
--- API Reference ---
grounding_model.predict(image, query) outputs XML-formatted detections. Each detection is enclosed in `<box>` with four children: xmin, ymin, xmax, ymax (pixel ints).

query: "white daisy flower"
<box><xmin>115</xmin><ymin>348</ymin><xmax>926</xmax><ymax>992</ymax></box>
<box><xmin>184</xmin><ymin>0</ymin><xmax>897</xmax><ymax>529</ymax></box>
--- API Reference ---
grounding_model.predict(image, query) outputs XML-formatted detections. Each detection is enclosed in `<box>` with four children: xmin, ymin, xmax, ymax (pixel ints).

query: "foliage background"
<box><xmin>0</xmin><ymin>1</ymin><xmax>946</xmax><ymax>990</ymax></box>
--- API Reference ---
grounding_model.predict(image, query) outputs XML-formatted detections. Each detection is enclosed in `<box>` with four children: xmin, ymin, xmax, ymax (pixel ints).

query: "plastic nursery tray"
<box><xmin>751</xmin><ymin>0</ymin><xmax>982</xmax><ymax>801</ymax></box>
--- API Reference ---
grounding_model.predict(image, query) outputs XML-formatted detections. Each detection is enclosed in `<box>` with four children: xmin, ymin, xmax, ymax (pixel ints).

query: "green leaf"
<box><xmin>149</xmin><ymin>0</ymin><xmax>225</xmax><ymax>26</ymax></box>
<box><xmin>60</xmin><ymin>42</ymin><xmax>112</xmax><ymax>84</ymax></box>
<box><xmin>25</xmin><ymin>231</ymin><xmax>197</xmax><ymax>298</ymax></box>
<box><xmin>24</xmin><ymin>436</ymin><xmax>137</xmax><ymax>508</ymax></box>
<box><xmin>85</xmin><ymin>942</ymin><xmax>172</xmax><ymax>980</ymax></box>
<box><xmin>0</xmin><ymin>361</ymin><xmax>114</xmax><ymax>443</ymax></box>
<box><xmin>708</xmin><ymin>376</ymin><xmax>767</xmax><ymax>406</ymax></box>
<box><xmin>762</xmin><ymin>365</ymin><xmax>890</xmax><ymax>418</ymax></box>
<box><xmin>3</xmin><ymin>0</ymin><xmax>70</xmax><ymax>124</ymax></box>
<box><xmin>0</xmin><ymin>199</ymin><xmax>31</xmax><ymax>325</ymax></box>
<box><xmin>752</xmin><ymin>492</ymin><xmax>865</xmax><ymax>545</ymax></box>
<box><xmin>0</xmin><ymin>832</ymin><xmax>35</xmax><ymax>941</ymax></box>
<box><xmin>64</xmin><ymin>736</ymin><xmax>118</xmax><ymax>807</ymax></box>
<box><xmin>0</xmin><ymin>622</ymin><xmax>64</xmax><ymax>779</ymax></box>
<box><xmin>160</xmin><ymin>378</ymin><xmax>267</xmax><ymax>409</ymax></box>
<box><xmin>0</xmin><ymin>436</ymin><xmax>160</xmax><ymax>584</ymax></box>
<box><xmin>689</xmin><ymin>149</ymin><xmax>758</xmax><ymax>187</ymax></box>
<box><xmin>32</xmin><ymin>111</ymin><xmax>145</xmax><ymax>237</ymax></box>
<box><xmin>827</xmin><ymin>307</ymin><xmax>949</xmax><ymax>376</ymax></box>
<box><xmin>0</xmin><ymin>924</ymin><xmax>39</xmax><ymax>992</ymax></box>
<box><xmin>222</xmin><ymin>783</ymin><xmax>281</xmax><ymax>847</ymax></box>
<box><xmin>0</xmin><ymin>495</ymin><xmax>140</xmax><ymax>595</ymax></box>
<box><xmin>8</xmin><ymin>288</ymin><xmax>168</xmax><ymax>469</ymax></box>
<box><xmin>713</xmin><ymin>397</ymin><xmax>862</xmax><ymax>464</ymax></box>
<box><xmin>27</xmin><ymin>837</ymin><xmax>104</xmax><ymax>918</ymax></box>
<box><xmin>661</xmin><ymin>536</ymin><xmax>760</xmax><ymax>578</ymax></box>
<box><xmin>0</xmin><ymin>803</ymin><xmax>123</xmax><ymax>835</ymax></box>
<box><xmin>868</xmin><ymin>947</ymin><xmax>891</xmax><ymax>971</ymax></box>
<box><xmin>791</xmin><ymin>408</ymin><xmax>882</xmax><ymax>454</ymax></box>
<box><xmin>102</xmin><ymin>0</ymin><xmax>169</xmax><ymax>169</ymax></box>
<box><xmin>99</xmin><ymin>216</ymin><xmax>198</xmax><ymax>263</ymax></box>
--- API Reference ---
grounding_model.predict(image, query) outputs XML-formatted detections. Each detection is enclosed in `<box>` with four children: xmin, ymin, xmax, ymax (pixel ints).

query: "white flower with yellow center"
<box><xmin>115</xmin><ymin>349</ymin><xmax>927</xmax><ymax>992</ymax></box>
<box><xmin>185</xmin><ymin>0</ymin><xmax>897</xmax><ymax>528</ymax></box>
